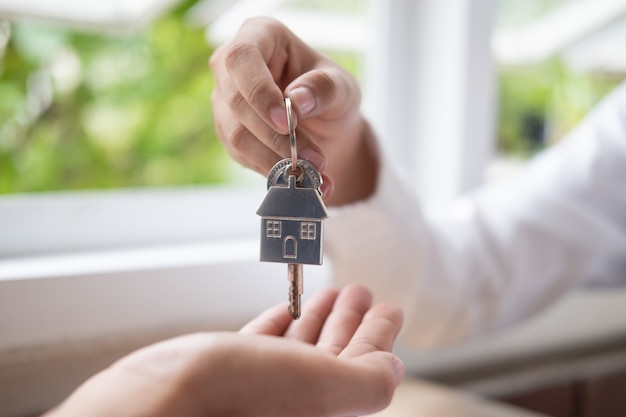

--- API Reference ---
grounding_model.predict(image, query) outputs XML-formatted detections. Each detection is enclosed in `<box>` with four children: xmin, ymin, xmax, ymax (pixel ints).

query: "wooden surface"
<box><xmin>373</xmin><ymin>378</ymin><xmax>548</xmax><ymax>417</ymax></box>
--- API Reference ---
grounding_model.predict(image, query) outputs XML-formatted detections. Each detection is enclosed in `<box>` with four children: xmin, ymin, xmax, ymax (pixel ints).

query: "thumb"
<box><xmin>286</xmin><ymin>66</ymin><xmax>361</xmax><ymax>121</ymax></box>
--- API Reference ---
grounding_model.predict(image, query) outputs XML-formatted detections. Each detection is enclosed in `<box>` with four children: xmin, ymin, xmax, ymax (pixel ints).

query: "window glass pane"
<box><xmin>0</xmin><ymin>2</ymin><xmax>240</xmax><ymax>194</ymax></box>
<box><xmin>494</xmin><ymin>0</ymin><xmax>623</xmax><ymax>165</ymax></box>
<box><xmin>0</xmin><ymin>0</ymin><xmax>367</xmax><ymax>195</ymax></box>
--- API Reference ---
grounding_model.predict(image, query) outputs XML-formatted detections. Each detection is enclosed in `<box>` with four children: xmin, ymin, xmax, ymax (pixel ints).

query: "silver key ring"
<box><xmin>285</xmin><ymin>97</ymin><xmax>298</xmax><ymax>170</ymax></box>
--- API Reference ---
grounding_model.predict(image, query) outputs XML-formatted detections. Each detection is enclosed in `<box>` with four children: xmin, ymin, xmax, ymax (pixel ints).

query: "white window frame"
<box><xmin>363</xmin><ymin>0</ymin><xmax>496</xmax><ymax>209</ymax></box>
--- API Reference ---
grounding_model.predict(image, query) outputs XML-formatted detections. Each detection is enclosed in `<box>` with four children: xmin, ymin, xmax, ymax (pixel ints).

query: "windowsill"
<box><xmin>0</xmin><ymin>183</ymin><xmax>267</xmax><ymax>259</ymax></box>
<box><xmin>0</xmin><ymin>239</ymin><xmax>259</xmax><ymax>281</ymax></box>
<box><xmin>0</xmin><ymin>239</ymin><xmax>332</xmax><ymax>351</ymax></box>
<box><xmin>396</xmin><ymin>288</ymin><xmax>626</xmax><ymax>396</ymax></box>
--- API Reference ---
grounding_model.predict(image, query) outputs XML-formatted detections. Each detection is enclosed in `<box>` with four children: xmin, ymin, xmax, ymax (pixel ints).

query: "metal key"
<box><xmin>256</xmin><ymin>98</ymin><xmax>328</xmax><ymax>319</ymax></box>
<box><xmin>288</xmin><ymin>263</ymin><xmax>303</xmax><ymax>319</ymax></box>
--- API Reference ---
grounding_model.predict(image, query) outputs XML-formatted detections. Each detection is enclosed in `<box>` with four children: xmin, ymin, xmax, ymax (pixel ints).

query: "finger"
<box><xmin>319</xmin><ymin>172</ymin><xmax>334</xmax><ymax>201</ymax></box>
<box><xmin>211</xmin><ymin>90</ymin><xmax>283</xmax><ymax>175</ymax></box>
<box><xmin>219</xmin><ymin>86</ymin><xmax>328</xmax><ymax>174</ymax></box>
<box><xmin>284</xmin><ymin>287</ymin><xmax>340</xmax><ymax>343</ymax></box>
<box><xmin>224</xmin><ymin>96</ymin><xmax>292</xmax><ymax>169</ymax></box>
<box><xmin>315</xmin><ymin>285</ymin><xmax>372</xmax><ymax>355</ymax></box>
<box><xmin>213</xmin><ymin>92</ymin><xmax>333</xmax><ymax>191</ymax></box>
<box><xmin>212</xmin><ymin>57</ymin><xmax>329</xmax><ymax>176</ymax></box>
<box><xmin>339</xmin><ymin>303</ymin><xmax>404</xmax><ymax>359</ymax></box>
<box><xmin>218</xmin><ymin>18</ymin><xmax>295</xmax><ymax>133</ymax></box>
<box><xmin>221</xmin><ymin>122</ymin><xmax>281</xmax><ymax>176</ymax></box>
<box><xmin>239</xmin><ymin>302</ymin><xmax>292</xmax><ymax>336</ymax></box>
<box><xmin>211</xmin><ymin>68</ymin><xmax>290</xmax><ymax>156</ymax></box>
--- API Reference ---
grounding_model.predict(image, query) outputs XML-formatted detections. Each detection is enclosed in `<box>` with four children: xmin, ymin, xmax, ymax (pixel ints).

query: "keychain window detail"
<box><xmin>266</xmin><ymin>220</ymin><xmax>282</xmax><ymax>238</ymax></box>
<box><xmin>300</xmin><ymin>222</ymin><xmax>317</xmax><ymax>240</ymax></box>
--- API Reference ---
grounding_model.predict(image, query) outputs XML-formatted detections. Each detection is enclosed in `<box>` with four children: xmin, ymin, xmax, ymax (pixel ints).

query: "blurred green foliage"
<box><xmin>495</xmin><ymin>0</ymin><xmax>623</xmax><ymax>157</ymax></box>
<box><xmin>1</xmin><ymin>0</ymin><xmax>622</xmax><ymax>193</ymax></box>
<box><xmin>0</xmin><ymin>1</ymin><xmax>229</xmax><ymax>194</ymax></box>
<box><xmin>498</xmin><ymin>61</ymin><xmax>622</xmax><ymax>157</ymax></box>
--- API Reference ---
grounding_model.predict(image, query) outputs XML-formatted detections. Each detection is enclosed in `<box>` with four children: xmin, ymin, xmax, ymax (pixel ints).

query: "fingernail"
<box><xmin>270</xmin><ymin>106</ymin><xmax>288</xmax><ymax>133</ymax></box>
<box><xmin>289</xmin><ymin>87</ymin><xmax>316</xmax><ymax>117</ymax></box>
<box><xmin>320</xmin><ymin>181</ymin><xmax>332</xmax><ymax>200</ymax></box>
<box><xmin>392</xmin><ymin>357</ymin><xmax>405</xmax><ymax>386</ymax></box>
<box><xmin>299</xmin><ymin>148</ymin><xmax>326</xmax><ymax>172</ymax></box>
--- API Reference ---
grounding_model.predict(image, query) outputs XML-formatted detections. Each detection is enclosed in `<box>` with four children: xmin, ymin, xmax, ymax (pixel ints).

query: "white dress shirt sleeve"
<box><xmin>325</xmin><ymin>81</ymin><xmax>626</xmax><ymax>349</ymax></box>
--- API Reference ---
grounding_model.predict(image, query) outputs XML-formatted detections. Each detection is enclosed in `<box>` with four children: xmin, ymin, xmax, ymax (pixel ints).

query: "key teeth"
<box><xmin>288</xmin><ymin>290</ymin><xmax>301</xmax><ymax>320</ymax></box>
<box><xmin>289</xmin><ymin>304</ymin><xmax>301</xmax><ymax>320</ymax></box>
<box><xmin>287</xmin><ymin>263</ymin><xmax>303</xmax><ymax>320</ymax></box>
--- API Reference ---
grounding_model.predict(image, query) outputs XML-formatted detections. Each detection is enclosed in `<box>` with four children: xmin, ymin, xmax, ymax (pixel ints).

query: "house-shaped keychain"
<box><xmin>257</xmin><ymin>175</ymin><xmax>328</xmax><ymax>265</ymax></box>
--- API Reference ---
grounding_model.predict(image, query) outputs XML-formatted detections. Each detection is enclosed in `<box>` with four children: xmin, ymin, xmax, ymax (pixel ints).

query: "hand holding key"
<box><xmin>210</xmin><ymin>17</ymin><xmax>378</xmax><ymax>206</ymax></box>
<box><xmin>45</xmin><ymin>286</ymin><xmax>404</xmax><ymax>417</ymax></box>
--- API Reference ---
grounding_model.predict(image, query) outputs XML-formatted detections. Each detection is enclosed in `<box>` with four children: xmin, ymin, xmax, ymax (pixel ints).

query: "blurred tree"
<box><xmin>495</xmin><ymin>0</ymin><xmax>623</xmax><ymax>158</ymax></box>
<box><xmin>0</xmin><ymin>0</ymin><xmax>229</xmax><ymax>194</ymax></box>
<box><xmin>497</xmin><ymin>60</ymin><xmax>622</xmax><ymax>157</ymax></box>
